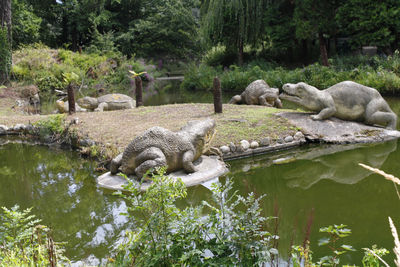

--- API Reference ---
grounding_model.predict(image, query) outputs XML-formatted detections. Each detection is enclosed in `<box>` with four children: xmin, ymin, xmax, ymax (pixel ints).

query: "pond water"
<box><xmin>2</xmin><ymin>92</ymin><xmax>400</xmax><ymax>265</ymax></box>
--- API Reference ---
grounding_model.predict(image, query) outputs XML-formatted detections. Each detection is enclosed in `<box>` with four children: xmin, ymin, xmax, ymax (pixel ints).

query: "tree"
<box><xmin>293</xmin><ymin>0</ymin><xmax>342</xmax><ymax>66</ymax></box>
<box><xmin>0</xmin><ymin>0</ymin><xmax>12</xmax><ymax>84</ymax></box>
<box><xmin>336</xmin><ymin>0</ymin><xmax>400</xmax><ymax>53</ymax></box>
<box><xmin>129</xmin><ymin>0</ymin><xmax>200</xmax><ymax>58</ymax></box>
<box><xmin>202</xmin><ymin>0</ymin><xmax>267</xmax><ymax>65</ymax></box>
<box><xmin>12</xmin><ymin>0</ymin><xmax>42</xmax><ymax>47</ymax></box>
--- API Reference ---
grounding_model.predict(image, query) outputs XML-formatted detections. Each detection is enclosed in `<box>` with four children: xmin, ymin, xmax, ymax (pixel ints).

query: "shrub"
<box><xmin>33</xmin><ymin>114</ymin><xmax>66</xmax><ymax>139</ymax></box>
<box><xmin>180</xmin><ymin>63</ymin><xmax>216</xmax><ymax>91</ymax></box>
<box><xmin>113</xmin><ymin>169</ymin><xmax>277</xmax><ymax>266</ymax></box>
<box><xmin>0</xmin><ymin>205</ymin><xmax>69</xmax><ymax>265</ymax></box>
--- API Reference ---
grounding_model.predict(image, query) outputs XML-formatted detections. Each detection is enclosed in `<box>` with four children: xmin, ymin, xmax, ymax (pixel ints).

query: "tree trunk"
<box><xmin>0</xmin><ymin>0</ymin><xmax>11</xmax><ymax>84</ymax></box>
<box><xmin>318</xmin><ymin>32</ymin><xmax>329</xmax><ymax>66</ymax></box>
<box><xmin>135</xmin><ymin>76</ymin><xmax>143</xmax><ymax>107</ymax></box>
<box><xmin>238</xmin><ymin>39</ymin><xmax>244</xmax><ymax>66</ymax></box>
<box><xmin>0</xmin><ymin>0</ymin><xmax>12</xmax><ymax>44</ymax></box>
<box><xmin>213</xmin><ymin>77</ymin><xmax>222</xmax><ymax>113</ymax></box>
<box><xmin>68</xmin><ymin>84</ymin><xmax>75</xmax><ymax>114</ymax></box>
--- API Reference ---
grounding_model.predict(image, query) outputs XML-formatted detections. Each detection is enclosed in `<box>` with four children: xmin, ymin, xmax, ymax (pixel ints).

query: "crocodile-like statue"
<box><xmin>280</xmin><ymin>81</ymin><xmax>397</xmax><ymax>129</ymax></box>
<box><xmin>229</xmin><ymin>79</ymin><xmax>283</xmax><ymax>108</ymax></box>
<box><xmin>110</xmin><ymin>118</ymin><xmax>216</xmax><ymax>179</ymax></box>
<box><xmin>77</xmin><ymin>93</ymin><xmax>135</xmax><ymax>111</ymax></box>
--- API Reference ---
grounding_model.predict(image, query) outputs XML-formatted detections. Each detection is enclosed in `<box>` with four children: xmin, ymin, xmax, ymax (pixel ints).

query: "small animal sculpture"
<box><xmin>110</xmin><ymin>118</ymin><xmax>216</xmax><ymax>179</ymax></box>
<box><xmin>77</xmin><ymin>93</ymin><xmax>135</xmax><ymax>112</ymax></box>
<box><xmin>280</xmin><ymin>81</ymin><xmax>397</xmax><ymax>129</ymax></box>
<box><xmin>229</xmin><ymin>79</ymin><xmax>282</xmax><ymax>108</ymax></box>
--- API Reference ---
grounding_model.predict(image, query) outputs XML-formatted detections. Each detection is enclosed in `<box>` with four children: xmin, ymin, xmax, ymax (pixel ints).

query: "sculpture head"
<box><xmin>280</xmin><ymin>82</ymin><xmax>321</xmax><ymax>110</ymax></box>
<box><xmin>180</xmin><ymin>119</ymin><xmax>216</xmax><ymax>159</ymax></box>
<box><xmin>77</xmin><ymin>96</ymin><xmax>99</xmax><ymax>109</ymax></box>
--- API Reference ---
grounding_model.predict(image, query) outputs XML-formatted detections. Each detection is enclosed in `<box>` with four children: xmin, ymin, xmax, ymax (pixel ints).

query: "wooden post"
<box><xmin>67</xmin><ymin>84</ymin><xmax>75</xmax><ymax>114</ymax></box>
<box><xmin>135</xmin><ymin>76</ymin><xmax>143</xmax><ymax>107</ymax></box>
<box><xmin>213</xmin><ymin>76</ymin><xmax>222</xmax><ymax>113</ymax></box>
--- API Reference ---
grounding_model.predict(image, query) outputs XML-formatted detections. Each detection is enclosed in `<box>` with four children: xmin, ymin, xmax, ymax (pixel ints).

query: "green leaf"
<box><xmin>318</xmin><ymin>237</ymin><xmax>331</xmax><ymax>246</ymax></box>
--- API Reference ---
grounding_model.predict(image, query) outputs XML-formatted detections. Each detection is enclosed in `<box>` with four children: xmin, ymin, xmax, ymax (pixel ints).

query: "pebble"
<box><xmin>229</xmin><ymin>142</ymin><xmax>236</xmax><ymax>153</ymax></box>
<box><xmin>250</xmin><ymin>141</ymin><xmax>259</xmax><ymax>149</ymax></box>
<box><xmin>220</xmin><ymin>145</ymin><xmax>230</xmax><ymax>154</ymax></box>
<box><xmin>13</xmin><ymin>124</ymin><xmax>26</xmax><ymax>131</ymax></box>
<box><xmin>259</xmin><ymin>137</ymin><xmax>270</xmax><ymax>146</ymax></box>
<box><xmin>284</xmin><ymin>136</ymin><xmax>294</xmax><ymax>143</ymax></box>
<box><xmin>239</xmin><ymin>140</ymin><xmax>250</xmax><ymax>151</ymax></box>
<box><xmin>0</xmin><ymin>125</ymin><xmax>8</xmax><ymax>134</ymax></box>
<box><xmin>294</xmin><ymin>131</ymin><xmax>305</xmax><ymax>140</ymax></box>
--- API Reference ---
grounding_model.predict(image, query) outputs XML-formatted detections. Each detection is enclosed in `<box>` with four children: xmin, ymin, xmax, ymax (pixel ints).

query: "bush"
<box><xmin>182</xmin><ymin>54</ymin><xmax>400</xmax><ymax>95</ymax></box>
<box><xmin>113</xmin><ymin>169</ymin><xmax>277</xmax><ymax>266</ymax></box>
<box><xmin>0</xmin><ymin>205</ymin><xmax>69</xmax><ymax>265</ymax></box>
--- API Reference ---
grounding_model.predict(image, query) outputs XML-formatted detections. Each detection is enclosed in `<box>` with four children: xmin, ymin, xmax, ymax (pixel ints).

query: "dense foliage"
<box><xmin>6</xmin><ymin>0</ymin><xmax>400</xmax><ymax>66</ymax></box>
<box><xmin>181</xmin><ymin>53</ymin><xmax>400</xmax><ymax>95</ymax></box>
<box><xmin>0</xmin><ymin>205</ymin><xmax>69</xmax><ymax>265</ymax></box>
<box><xmin>113</xmin><ymin>170</ymin><xmax>277</xmax><ymax>265</ymax></box>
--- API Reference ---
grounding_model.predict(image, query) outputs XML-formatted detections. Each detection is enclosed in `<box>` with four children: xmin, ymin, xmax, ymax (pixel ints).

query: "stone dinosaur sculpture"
<box><xmin>110</xmin><ymin>118</ymin><xmax>216</xmax><ymax>179</ymax></box>
<box><xmin>56</xmin><ymin>100</ymin><xmax>87</xmax><ymax>113</ymax></box>
<box><xmin>280</xmin><ymin>81</ymin><xmax>397</xmax><ymax>129</ymax></box>
<box><xmin>229</xmin><ymin>79</ymin><xmax>283</xmax><ymax>108</ymax></box>
<box><xmin>77</xmin><ymin>93</ymin><xmax>135</xmax><ymax>111</ymax></box>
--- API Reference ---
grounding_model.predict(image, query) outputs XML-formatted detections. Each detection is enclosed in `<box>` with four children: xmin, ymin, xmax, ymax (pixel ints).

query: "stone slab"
<box><xmin>96</xmin><ymin>155</ymin><xmax>229</xmax><ymax>191</ymax></box>
<box><xmin>278</xmin><ymin>112</ymin><xmax>400</xmax><ymax>144</ymax></box>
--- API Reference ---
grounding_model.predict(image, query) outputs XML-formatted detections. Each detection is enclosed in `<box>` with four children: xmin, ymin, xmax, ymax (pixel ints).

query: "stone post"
<box><xmin>213</xmin><ymin>76</ymin><xmax>222</xmax><ymax>113</ymax></box>
<box><xmin>67</xmin><ymin>84</ymin><xmax>75</xmax><ymax>114</ymax></box>
<box><xmin>135</xmin><ymin>76</ymin><xmax>143</xmax><ymax>107</ymax></box>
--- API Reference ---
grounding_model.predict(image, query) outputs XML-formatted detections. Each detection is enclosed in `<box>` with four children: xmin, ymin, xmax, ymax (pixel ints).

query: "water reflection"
<box><xmin>0</xmin><ymin>142</ymin><xmax>131</xmax><ymax>265</ymax></box>
<box><xmin>223</xmin><ymin>139</ymin><xmax>400</xmax><ymax>264</ymax></box>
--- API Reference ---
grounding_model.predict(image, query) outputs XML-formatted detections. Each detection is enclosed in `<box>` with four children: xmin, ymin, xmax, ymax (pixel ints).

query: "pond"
<box><xmin>1</xmin><ymin>93</ymin><xmax>400</xmax><ymax>265</ymax></box>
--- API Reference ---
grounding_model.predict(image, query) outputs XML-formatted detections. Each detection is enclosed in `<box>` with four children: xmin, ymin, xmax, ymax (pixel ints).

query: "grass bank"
<box><xmin>0</xmin><ymin>101</ymin><xmax>298</xmax><ymax>158</ymax></box>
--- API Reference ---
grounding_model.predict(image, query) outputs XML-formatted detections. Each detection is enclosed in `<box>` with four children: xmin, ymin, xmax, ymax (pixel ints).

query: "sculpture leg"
<box><xmin>110</xmin><ymin>153</ymin><xmax>123</xmax><ymax>174</ymax></box>
<box><xmin>366</xmin><ymin>100</ymin><xmax>397</xmax><ymax>129</ymax></box>
<box><xmin>229</xmin><ymin>95</ymin><xmax>242</xmax><ymax>104</ymax></box>
<box><xmin>134</xmin><ymin>147</ymin><xmax>167</xmax><ymax>178</ymax></box>
<box><xmin>258</xmin><ymin>93</ymin><xmax>277</xmax><ymax>107</ymax></box>
<box><xmin>95</xmin><ymin>102</ymin><xmax>108</xmax><ymax>112</ymax></box>
<box><xmin>274</xmin><ymin>98</ymin><xmax>283</xmax><ymax>108</ymax></box>
<box><xmin>182</xmin><ymin>150</ymin><xmax>197</xmax><ymax>173</ymax></box>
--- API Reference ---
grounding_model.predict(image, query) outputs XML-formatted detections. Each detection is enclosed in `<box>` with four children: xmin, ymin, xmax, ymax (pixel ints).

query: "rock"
<box><xmin>13</xmin><ymin>124</ymin><xmax>26</xmax><ymax>132</ymax></box>
<box><xmin>259</xmin><ymin>137</ymin><xmax>271</xmax><ymax>146</ymax></box>
<box><xmin>239</xmin><ymin>140</ymin><xmax>250</xmax><ymax>151</ymax></box>
<box><xmin>276</xmin><ymin>138</ymin><xmax>284</xmax><ymax>144</ymax></box>
<box><xmin>294</xmin><ymin>131</ymin><xmax>304</xmax><ymax>140</ymax></box>
<box><xmin>220</xmin><ymin>145</ymin><xmax>230</xmax><ymax>154</ymax></box>
<box><xmin>79</xmin><ymin>138</ymin><xmax>95</xmax><ymax>147</ymax></box>
<box><xmin>284</xmin><ymin>136</ymin><xmax>294</xmax><ymax>143</ymax></box>
<box><xmin>0</xmin><ymin>125</ymin><xmax>8</xmax><ymax>134</ymax></box>
<box><xmin>229</xmin><ymin>142</ymin><xmax>236</xmax><ymax>152</ymax></box>
<box><xmin>250</xmin><ymin>141</ymin><xmax>259</xmax><ymax>149</ymax></box>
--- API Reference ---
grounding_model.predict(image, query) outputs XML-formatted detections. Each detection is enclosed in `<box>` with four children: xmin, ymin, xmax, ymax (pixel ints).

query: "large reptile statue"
<box><xmin>77</xmin><ymin>93</ymin><xmax>135</xmax><ymax>111</ymax></box>
<box><xmin>280</xmin><ymin>81</ymin><xmax>397</xmax><ymax>129</ymax></box>
<box><xmin>229</xmin><ymin>79</ymin><xmax>283</xmax><ymax>108</ymax></box>
<box><xmin>110</xmin><ymin>118</ymin><xmax>216</xmax><ymax>179</ymax></box>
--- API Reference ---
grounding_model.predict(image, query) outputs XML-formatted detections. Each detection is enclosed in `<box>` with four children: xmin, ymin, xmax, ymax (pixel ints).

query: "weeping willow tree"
<box><xmin>202</xmin><ymin>0</ymin><xmax>269</xmax><ymax>65</ymax></box>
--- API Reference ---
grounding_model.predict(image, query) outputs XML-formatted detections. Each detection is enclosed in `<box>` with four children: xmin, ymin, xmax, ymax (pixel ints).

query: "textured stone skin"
<box><xmin>229</xmin><ymin>79</ymin><xmax>282</xmax><ymax>108</ymax></box>
<box><xmin>77</xmin><ymin>93</ymin><xmax>135</xmax><ymax>111</ymax></box>
<box><xmin>110</xmin><ymin>119</ymin><xmax>216</xmax><ymax>178</ymax></box>
<box><xmin>280</xmin><ymin>81</ymin><xmax>397</xmax><ymax>129</ymax></box>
